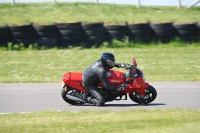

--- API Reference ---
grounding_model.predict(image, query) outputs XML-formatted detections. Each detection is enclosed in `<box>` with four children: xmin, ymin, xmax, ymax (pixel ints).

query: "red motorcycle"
<box><xmin>61</xmin><ymin>58</ymin><xmax>157</xmax><ymax>105</ymax></box>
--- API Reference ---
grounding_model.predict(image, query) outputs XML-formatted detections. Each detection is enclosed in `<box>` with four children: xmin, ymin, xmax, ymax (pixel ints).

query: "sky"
<box><xmin>0</xmin><ymin>0</ymin><xmax>200</xmax><ymax>6</ymax></box>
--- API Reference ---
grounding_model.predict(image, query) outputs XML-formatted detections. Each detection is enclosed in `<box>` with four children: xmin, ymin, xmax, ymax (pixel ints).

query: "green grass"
<box><xmin>0</xmin><ymin>3</ymin><xmax>199</xmax><ymax>132</ymax></box>
<box><xmin>0</xmin><ymin>2</ymin><xmax>200</xmax><ymax>26</ymax></box>
<box><xmin>0</xmin><ymin>109</ymin><xmax>200</xmax><ymax>133</ymax></box>
<box><xmin>0</xmin><ymin>43</ymin><xmax>200</xmax><ymax>83</ymax></box>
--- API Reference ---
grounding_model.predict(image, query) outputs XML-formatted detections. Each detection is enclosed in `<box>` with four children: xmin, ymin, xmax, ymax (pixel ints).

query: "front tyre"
<box><xmin>129</xmin><ymin>85</ymin><xmax>157</xmax><ymax>104</ymax></box>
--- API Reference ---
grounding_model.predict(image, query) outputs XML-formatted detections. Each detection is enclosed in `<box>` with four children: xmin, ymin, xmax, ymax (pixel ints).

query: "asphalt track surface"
<box><xmin>0</xmin><ymin>82</ymin><xmax>200</xmax><ymax>113</ymax></box>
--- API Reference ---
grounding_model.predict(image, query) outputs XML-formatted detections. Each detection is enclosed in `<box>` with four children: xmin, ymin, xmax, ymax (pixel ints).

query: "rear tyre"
<box><xmin>129</xmin><ymin>85</ymin><xmax>157</xmax><ymax>104</ymax></box>
<box><xmin>61</xmin><ymin>86</ymin><xmax>84</xmax><ymax>106</ymax></box>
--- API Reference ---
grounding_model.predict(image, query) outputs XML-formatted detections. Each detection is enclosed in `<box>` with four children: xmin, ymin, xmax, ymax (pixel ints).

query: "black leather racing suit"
<box><xmin>82</xmin><ymin>60</ymin><xmax>120</xmax><ymax>106</ymax></box>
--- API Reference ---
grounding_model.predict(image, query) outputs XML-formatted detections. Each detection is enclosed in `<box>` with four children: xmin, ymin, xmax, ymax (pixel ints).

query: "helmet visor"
<box><xmin>106</xmin><ymin>59</ymin><xmax>115</xmax><ymax>67</ymax></box>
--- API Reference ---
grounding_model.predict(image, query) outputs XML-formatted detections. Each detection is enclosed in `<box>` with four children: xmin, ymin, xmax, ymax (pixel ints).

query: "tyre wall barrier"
<box><xmin>198</xmin><ymin>24</ymin><xmax>200</xmax><ymax>35</ymax></box>
<box><xmin>33</xmin><ymin>24</ymin><xmax>57</xmax><ymax>48</ymax></box>
<box><xmin>82</xmin><ymin>22</ymin><xmax>105</xmax><ymax>47</ymax></box>
<box><xmin>150</xmin><ymin>22</ymin><xmax>175</xmax><ymax>43</ymax></box>
<box><xmin>55</xmin><ymin>22</ymin><xmax>82</xmax><ymax>48</ymax></box>
<box><xmin>0</xmin><ymin>26</ymin><xmax>9</xmax><ymax>47</ymax></box>
<box><xmin>128</xmin><ymin>22</ymin><xmax>153</xmax><ymax>43</ymax></box>
<box><xmin>8</xmin><ymin>24</ymin><xmax>34</xmax><ymax>47</ymax></box>
<box><xmin>173</xmin><ymin>23</ymin><xmax>199</xmax><ymax>42</ymax></box>
<box><xmin>0</xmin><ymin>22</ymin><xmax>199</xmax><ymax>48</ymax></box>
<box><xmin>104</xmin><ymin>24</ymin><xmax>129</xmax><ymax>42</ymax></box>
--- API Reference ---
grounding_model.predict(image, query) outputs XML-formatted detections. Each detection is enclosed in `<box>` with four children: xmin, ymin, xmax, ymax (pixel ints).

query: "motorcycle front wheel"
<box><xmin>129</xmin><ymin>85</ymin><xmax>157</xmax><ymax>104</ymax></box>
<box><xmin>61</xmin><ymin>86</ymin><xmax>84</xmax><ymax>106</ymax></box>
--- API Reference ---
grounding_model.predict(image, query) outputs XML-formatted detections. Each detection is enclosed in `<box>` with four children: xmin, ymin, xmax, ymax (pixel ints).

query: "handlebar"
<box><xmin>120</xmin><ymin>63</ymin><xmax>135</xmax><ymax>70</ymax></box>
<box><xmin>115</xmin><ymin>63</ymin><xmax>137</xmax><ymax>79</ymax></box>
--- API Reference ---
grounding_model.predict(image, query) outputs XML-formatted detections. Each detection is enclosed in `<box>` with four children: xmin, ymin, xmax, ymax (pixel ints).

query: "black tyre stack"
<box><xmin>55</xmin><ymin>22</ymin><xmax>82</xmax><ymax>48</ymax></box>
<box><xmin>173</xmin><ymin>23</ymin><xmax>199</xmax><ymax>42</ymax></box>
<box><xmin>33</xmin><ymin>24</ymin><xmax>57</xmax><ymax>48</ymax></box>
<box><xmin>81</xmin><ymin>22</ymin><xmax>105</xmax><ymax>47</ymax></box>
<box><xmin>128</xmin><ymin>23</ymin><xmax>153</xmax><ymax>43</ymax></box>
<box><xmin>150</xmin><ymin>22</ymin><xmax>175</xmax><ymax>43</ymax></box>
<box><xmin>0</xmin><ymin>26</ymin><xmax>9</xmax><ymax>47</ymax></box>
<box><xmin>8</xmin><ymin>24</ymin><xmax>34</xmax><ymax>47</ymax></box>
<box><xmin>197</xmin><ymin>24</ymin><xmax>200</xmax><ymax>41</ymax></box>
<box><xmin>104</xmin><ymin>24</ymin><xmax>129</xmax><ymax>42</ymax></box>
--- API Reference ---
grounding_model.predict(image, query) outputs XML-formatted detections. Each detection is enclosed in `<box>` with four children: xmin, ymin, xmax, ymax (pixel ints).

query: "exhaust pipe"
<box><xmin>66</xmin><ymin>95</ymin><xmax>86</xmax><ymax>102</ymax></box>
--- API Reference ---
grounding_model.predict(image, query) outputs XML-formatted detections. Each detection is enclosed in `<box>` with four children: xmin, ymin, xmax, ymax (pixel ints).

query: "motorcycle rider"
<box><xmin>82</xmin><ymin>52</ymin><xmax>126</xmax><ymax>106</ymax></box>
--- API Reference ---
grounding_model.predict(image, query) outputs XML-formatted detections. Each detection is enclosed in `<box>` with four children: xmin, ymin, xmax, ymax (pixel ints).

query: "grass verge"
<box><xmin>0</xmin><ymin>109</ymin><xmax>200</xmax><ymax>133</ymax></box>
<box><xmin>0</xmin><ymin>43</ymin><xmax>200</xmax><ymax>83</ymax></box>
<box><xmin>0</xmin><ymin>2</ymin><xmax>200</xmax><ymax>26</ymax></box>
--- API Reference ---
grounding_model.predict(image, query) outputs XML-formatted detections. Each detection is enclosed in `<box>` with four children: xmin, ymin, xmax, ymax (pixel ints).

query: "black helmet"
<box><xmin>100</xmin><ymin>52</ymin><xmax>115</xmax><ymax>69</ymax></box>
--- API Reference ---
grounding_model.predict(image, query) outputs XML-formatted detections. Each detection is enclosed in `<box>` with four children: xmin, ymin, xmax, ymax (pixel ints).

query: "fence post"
<box><xmin>178</xmin><ymin>0</ymin><xmax>181</xmax><ymax>9</ymax></box>
<box><xmin>96</xmin><ymin>0</ymin><xmax>99</xmax><ymax>4</ymax></box>
<box><xmin>53</xmin><ymin>0</ymin><xmax>56</xmax><ymax>4</ymax></box>
<box><xmin>137</xmin><ymin>0</ymin><xmax>140</xmax><ymax>8</ymax></box>
<box><xmin>12</xmin><ymin>0</ymin><xmax>15</xmax><ymax>5</ymax></box>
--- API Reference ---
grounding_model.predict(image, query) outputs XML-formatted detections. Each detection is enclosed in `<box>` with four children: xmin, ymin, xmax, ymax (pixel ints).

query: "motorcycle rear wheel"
<box><xmin>61</xmin><ymin>87</ymin><xmax>84</xmax><ymax>106</ymax></box>
<box><xmin>129</xmin><ymin>85</ymin><xmax>157</xmax><ymax>104</ymax></box>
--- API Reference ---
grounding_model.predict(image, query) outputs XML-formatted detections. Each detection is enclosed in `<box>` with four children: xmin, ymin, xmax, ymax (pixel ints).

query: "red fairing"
<box><xmin>106</xmin><ymin>70</ymin><xmax>125</xmax><ymax>85</ymax></box>
<box><xmin>62</xmin><ymin>69</ymin><xmax>149</xmax><ymax>95</ymax></box>
<box><xmin>98</xmin><ymin>70</ymin><xmax>125</xmax><ymax>87</ymax></box>
<box><xmin>62</xmin><ymin>72</ymin><xmax>88</xmax><ymax>92</ymax></box>
<box><xmin>139</xmin><ymin>82</ymin><xmax>149</xmax><ymax>96</ymax></box>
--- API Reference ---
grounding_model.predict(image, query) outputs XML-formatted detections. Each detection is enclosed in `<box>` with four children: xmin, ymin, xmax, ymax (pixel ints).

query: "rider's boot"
<box><xmin>82</xmin><ymin>95</ymin><xmax>100</xmax><ymax>105</ymax></box>
<box><xmin>88</xmin><ymin>98</ymin><xmax>105</xmax><ymax>106</ymax></box>
<box><xmin>82</xmin><ymin>94</ymin><xmax>90</xmax><ymax>102</ymax></box>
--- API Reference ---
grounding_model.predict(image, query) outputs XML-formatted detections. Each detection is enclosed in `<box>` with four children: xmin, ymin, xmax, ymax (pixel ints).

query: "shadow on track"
<box><xmin>104</xmin><ymin>103</ymin><xmax>166</xmax><ymax>107</ymax></box>
<box><xmin>77</xmin><ymin>103</ymin><xmax>166</xmax><ymax>107</ymax></box>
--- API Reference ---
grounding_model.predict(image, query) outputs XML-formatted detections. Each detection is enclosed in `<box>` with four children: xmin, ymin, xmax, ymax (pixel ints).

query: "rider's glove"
<box><xmin>115</xmin><ymin>63</ymin><xmax>131</xmax><ymax>70</ymax></box>
<box><xmin>117</xmin><ymin>84</ymin><xmax>126</xmax><ymax>90</ymax></box>
<box><xmin>121</xmin><ymin>63</ymin><xmax>130</xmax><ymax>70</ymax></box>
<box><xmin>114</xmin><ymin>63</ymin><xmax>122</xmax><ymax>68</ymax></box>
<box><xmin>120</xmin><ymin>63</ymin><xmax>126</xmax><ymax>69</ymax></box>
